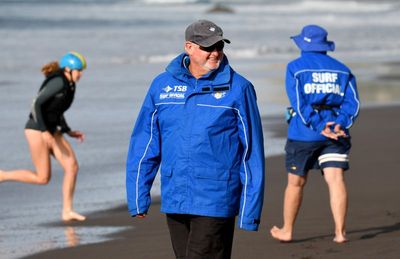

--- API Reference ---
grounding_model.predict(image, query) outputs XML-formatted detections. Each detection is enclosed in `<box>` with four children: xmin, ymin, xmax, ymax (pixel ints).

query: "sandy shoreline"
<box><xmin>22</xmin><ymin>105</ymin><xmax>400</xmax><ymax>259</ymax></box>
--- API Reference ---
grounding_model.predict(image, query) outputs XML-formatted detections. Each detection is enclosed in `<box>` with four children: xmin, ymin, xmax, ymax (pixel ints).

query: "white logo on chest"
<box><xmin>212</xmin><ymin>91</ymin><xmax>226</xmax><ymax>99</ymax></box>
<box><xmin>160</xmin><ymin>85</ymin><xmax>188</xmax><ymax>100</ymax></box>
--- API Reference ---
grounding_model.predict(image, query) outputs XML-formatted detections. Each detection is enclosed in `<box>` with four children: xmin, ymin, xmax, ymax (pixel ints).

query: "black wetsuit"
<box><xmin>25</xmin><ymin>71</ymin><xmax>75</xmax><ymax>134</ymax></box>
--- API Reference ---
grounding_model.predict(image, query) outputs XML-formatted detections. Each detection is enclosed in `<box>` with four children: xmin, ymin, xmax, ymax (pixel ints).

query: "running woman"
<box><xmin>0</xmin><ymin>52</ymin><xmax>87</xmax><ymax>221</ymax></box>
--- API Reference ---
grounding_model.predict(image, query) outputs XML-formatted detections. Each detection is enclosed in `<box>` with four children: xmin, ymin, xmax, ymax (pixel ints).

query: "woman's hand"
<box><xmin>67</xmin><ymin>130</ymin><xmax>85</xmax><ymax>143</ymax></box>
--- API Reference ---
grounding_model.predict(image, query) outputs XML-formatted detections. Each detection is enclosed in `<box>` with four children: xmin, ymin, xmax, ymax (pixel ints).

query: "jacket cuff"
<box><xmin>335</xmin><ymin>115</ymin><xmax>348</xmax><ymax>129</ymax></box>
<box><xmin>239</xmin><ymin>217</ymin><xmax>260</xmax><ymax>231</ymax></box>
<box><xmin>128</xmin><ymin>197</ymin><xmax>151</xmax><ymax>217</ymax></box>
<box><xmin>129</xmin><ymin>209</ymin><xmax>148</xmax><ymax>217</ymax></box>
<box><xmin>130</xmin><ymin>211</ymin><xmax>148</xmax><ymax>217</ymax></box>
<box><xmin>310</xmin><ymin>114</ymin><xmax>325</xmax><ymax>133</ymax></box>
<box><xmin>315</xmin><ymin>121</ymin><xmax>327</xmax><ymax>134</ymax></box>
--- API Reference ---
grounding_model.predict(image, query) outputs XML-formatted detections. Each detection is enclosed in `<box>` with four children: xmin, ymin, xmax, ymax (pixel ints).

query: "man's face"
<box><xmin>185</xmin><ymin>41</ymin><xmax>225</xmax><ymax>76</ymax></box>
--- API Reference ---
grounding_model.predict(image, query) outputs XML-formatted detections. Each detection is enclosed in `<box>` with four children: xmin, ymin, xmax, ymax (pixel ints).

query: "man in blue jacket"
<box><xmin>126</xmin><ymin>20</ymin><xmax>265</xmax><ymax>258</ymax></box>
<box><xmin>270</xmin><ymin>25</ymin><xmax>360</xmax><ymax>244</ymax></box>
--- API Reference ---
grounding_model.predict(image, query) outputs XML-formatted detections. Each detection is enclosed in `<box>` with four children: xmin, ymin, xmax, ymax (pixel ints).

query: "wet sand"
<box><xmin>23</xmin><ymin>106</ymin><xmax>400</xmax><ymax>259</ymax></box>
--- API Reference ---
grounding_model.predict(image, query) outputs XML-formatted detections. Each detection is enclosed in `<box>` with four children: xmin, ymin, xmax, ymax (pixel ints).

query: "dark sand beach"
<box><xmin>23</xmin><ymin>106</ymin><xmax>400</xmax><ymax>259</ymax></box>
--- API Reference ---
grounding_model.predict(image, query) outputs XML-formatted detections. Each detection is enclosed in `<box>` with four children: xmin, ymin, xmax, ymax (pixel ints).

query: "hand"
<box><xmin>67</xmin><ymin>130</ymin><xmax>85</xmax><ymax>143</ymax></box>
<box><xmin>321</xmin><ymin>122</ymin><xmax>339</xmax><ymax>140</ymax></box>
<box><xmin>333</xmin><ymin>124</ymin><xmax>347</xmax><ymax>138</ymax></box>
<box><xmin>136</xmin><ymin>213</ymin><xmax>146</xmax><ymax>219</ymax></box>
<box><xmin>41</xmin><ymin>131</ymin><xmax>55</xmax><ymax>147</ymax></box>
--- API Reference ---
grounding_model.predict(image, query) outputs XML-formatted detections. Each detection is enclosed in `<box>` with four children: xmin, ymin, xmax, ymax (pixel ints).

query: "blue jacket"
<box><xmin>126</xmin><ymin>53</ymin><xmax>265</xmax><ymax>231</ymax></box>
<box><xmin>286</xmin><ymin>52</ymin><xmax>360</xmax><ymax>141</ymax></box>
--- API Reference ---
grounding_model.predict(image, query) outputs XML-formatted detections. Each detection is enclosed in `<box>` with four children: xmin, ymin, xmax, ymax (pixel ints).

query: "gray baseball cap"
<box><xmin>185</xmin><ymin>19</ymin><xmax>231</xmax><ymax>47</ymax></box>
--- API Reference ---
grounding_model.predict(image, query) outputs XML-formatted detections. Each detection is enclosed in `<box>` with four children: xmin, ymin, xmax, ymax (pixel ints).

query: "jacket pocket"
<box><xmin>194</xmin><ymin>168</ymin><xmax>230</xmax><ymax>181</ymax></box>
<box><xmin>192</xmin><ymin>168</ymin><xmax>230</xmax><ymax>209</ymax></box>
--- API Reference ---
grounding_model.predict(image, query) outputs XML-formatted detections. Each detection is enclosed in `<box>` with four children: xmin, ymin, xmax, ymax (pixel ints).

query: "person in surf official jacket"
<box><xmin>270</xmin><ymin>25</ymin><xmax>360</xmax><ymax>244</ymax></box>
<box><xmin>126</xmin><ymin>20</ymin><xmax>265</xmax><ymax>258</ymax></box>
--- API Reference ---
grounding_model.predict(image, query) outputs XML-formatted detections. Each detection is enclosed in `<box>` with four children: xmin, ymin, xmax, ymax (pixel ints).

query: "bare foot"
<box><xmin>270</xmin><ymin>226</ymin><xmax>292</xmax><ymax>242</ymax></box>
<box><xmin>333</xmin><ymin>235</ymin><xmax>348</xmax><ymax>243</ymax></box>
<box><xmin>62</xmin><ymin>211</ymin><xmax>86</xmax><ymax>222</ymax></box>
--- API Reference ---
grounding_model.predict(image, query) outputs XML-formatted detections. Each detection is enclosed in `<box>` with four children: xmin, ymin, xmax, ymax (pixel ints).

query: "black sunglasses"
<box><xmin>199</xmin><ymin>41</ymin><xmax>225</xmax><ymax>52</ymax></box>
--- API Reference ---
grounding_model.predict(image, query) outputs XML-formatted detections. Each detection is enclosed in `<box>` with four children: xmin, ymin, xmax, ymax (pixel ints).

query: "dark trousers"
<box><xmin>166</xmin><ymin>214</ymin><xmax>235</xmax><ymax>259</ymax></box>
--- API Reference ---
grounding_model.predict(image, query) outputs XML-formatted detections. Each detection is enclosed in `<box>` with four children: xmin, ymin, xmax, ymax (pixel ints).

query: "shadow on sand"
<box><xmin>290</xmin><ymin>221</ymin><xmax>400</xmax><ymax>243</ymax></box>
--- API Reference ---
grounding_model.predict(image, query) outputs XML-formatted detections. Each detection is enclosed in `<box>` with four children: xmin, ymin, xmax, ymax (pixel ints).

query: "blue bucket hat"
<box><xmin>291</xmin><ymin>25</ymin><xmax>335</xmax><ymax>52</ymax></box>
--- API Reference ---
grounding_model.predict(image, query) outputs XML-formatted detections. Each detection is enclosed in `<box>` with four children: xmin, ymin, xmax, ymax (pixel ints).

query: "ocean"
<box><xmin>1</xmin><ymin>0</ymin><xmax>400</xmax><ymax>258</ymax></box>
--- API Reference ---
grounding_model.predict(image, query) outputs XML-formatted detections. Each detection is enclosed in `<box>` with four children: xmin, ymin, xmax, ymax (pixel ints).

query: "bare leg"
<box><xmin>0</xmin><ymin>129</ymin><xmax>51</xmax><ymax>184</ymax></box>
<box><xmin>323</xmin><ymin>167</ymin><xmax>348</xmax><ymax>243</ymax></box>
<box><xmin>270</xmin><ymin>173</ymin><xmax>307</xmax><ymax>242</ymax></box>
<box><xmin>51</xmin><ymin>132</ymin><xmax>86</xmax><ymax>221</ymax></box>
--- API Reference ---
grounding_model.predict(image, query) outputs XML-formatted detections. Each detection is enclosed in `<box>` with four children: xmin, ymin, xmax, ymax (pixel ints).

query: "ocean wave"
<box><xmin>141</xmin><ymin>0</ymin><xmax>207</xmax><ymax>4</ymax></box>
<box><xmin>130</xmin><ymin>46</ymin><xmax>295</xmax><ymax>64</ymax></box>
<box><xmin>111</xmin><ymin>42</ymin><xmax>399</xmax><ymax>65</ymax></box>
<box><xmin>236</xmin><ymin>0</ymin><xmax>396</xmax><ymax>13</ymax></box>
